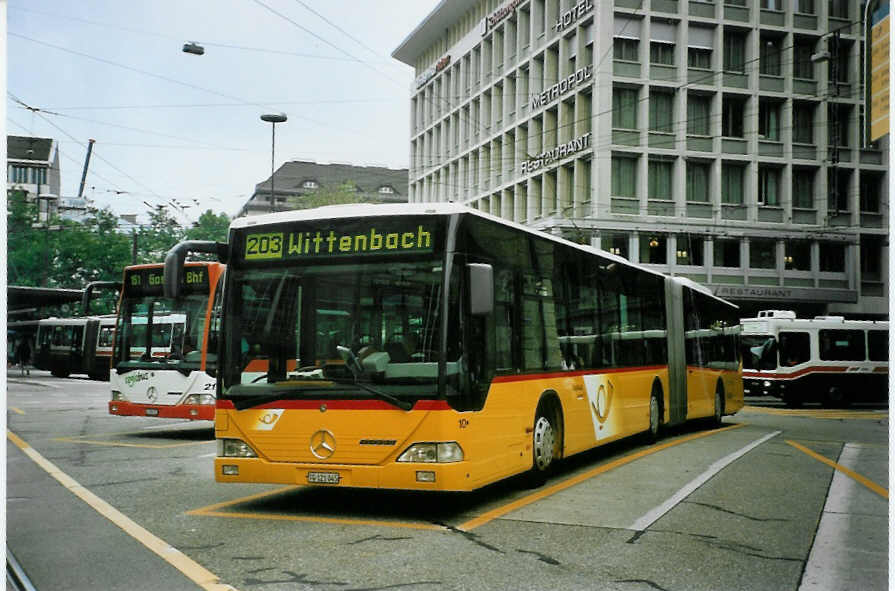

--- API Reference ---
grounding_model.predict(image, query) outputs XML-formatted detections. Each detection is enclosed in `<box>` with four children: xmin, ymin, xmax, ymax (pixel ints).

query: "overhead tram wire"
<box><xmin>11</xmin><ymin>94</ymin><xmax>191</xmax><ymax>224</ymax></box>
<box><xmin>9</xmin><ymin>102</ymin><xmax>249</xmax><ymax>151</ymax></box>
<box><xmin>8</xmin><ymin>32</ymin><xmax>401</xmax><ymax>147</ymax></box>
<box><xmin>7</xmin><ymin>117</ymin><xmax>128</xmax><ymax>195</ymax></box>
<box><xmin>9</xmin><ymin>5</ymin><xmax>370</xmax><ymax>63</ymax></box>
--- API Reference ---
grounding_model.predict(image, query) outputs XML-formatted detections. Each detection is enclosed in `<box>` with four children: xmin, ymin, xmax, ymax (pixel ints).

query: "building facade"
<box><xmin>239</xmin><ymin>160</ymin><xmax>409</xmax><ymax>217</ymax></box>
<box><xmin>393</xmin><ymin>0</ymin><xmax>889</xmax><ymax>318</ymax></box>
<box><xmin>7</xmin><ymin>135</ymin><xmax>62</xmax><ymax>213</ymax></box>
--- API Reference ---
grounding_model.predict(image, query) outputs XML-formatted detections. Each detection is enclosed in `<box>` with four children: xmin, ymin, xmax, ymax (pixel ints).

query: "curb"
<box><xmin>7</xmin><ymin>379</ymin><xmax>61</xmax><ymax>389</ymax></box>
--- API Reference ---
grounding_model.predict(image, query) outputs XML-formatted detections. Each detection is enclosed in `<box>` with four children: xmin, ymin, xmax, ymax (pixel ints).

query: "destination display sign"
<box><xmin>124</xmin><ymin>265</ymin><xmax>210</xmax><ymax>297</ymax></box>
<box><xmin>238</xmin><ymin>218</ymin><xmax>442</xmax><ymax>264</ymax></box>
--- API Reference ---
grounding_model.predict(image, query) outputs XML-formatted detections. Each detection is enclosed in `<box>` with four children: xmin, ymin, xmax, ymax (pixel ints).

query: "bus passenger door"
<box><xmin>664</xmin><ymin>278</ymin><xmax>686</xmax><ymax>424</ymax></box>
<box><xmin>83</xmin><ymin>319</ymin><xmax>100</xmax><ymax>375</ymax></box>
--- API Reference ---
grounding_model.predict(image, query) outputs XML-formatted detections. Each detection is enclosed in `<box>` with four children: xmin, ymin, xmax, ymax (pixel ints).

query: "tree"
<box><xmin>184</xmin><ymin>209</ymin><xmax>230</xmax><ymax>243</ymax></box>
<box><xmin>135</xmin><ymin>206</ymin><xmax>184</xmax><ymax>263</ymax></box>
<box><xmin>7</xmin><ymin>189</ymin><xmax>44</xmax><ymax>287</ymax></box>
<box><xmin>286</xmin><ymin>181</ymin><xmax>367</xmax><ymax>210</ymax></box>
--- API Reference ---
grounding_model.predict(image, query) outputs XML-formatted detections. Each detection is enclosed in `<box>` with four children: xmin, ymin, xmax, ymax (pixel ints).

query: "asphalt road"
<box><xmin>6</xmin><ymin>370</ymin><xmax>889</xmax><ymax>591</ymax></box>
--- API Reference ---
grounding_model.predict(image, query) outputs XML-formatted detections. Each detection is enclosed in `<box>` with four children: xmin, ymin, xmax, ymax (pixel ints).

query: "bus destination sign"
<box><xmin>125</xmin><ymin>265</ymin><xmax>209</xmax><ymax>296</ymax></box>
<box><xmin>243</xmin><ymin>222</ymin><xmax>435</xmax><ymax>262</ymax></box>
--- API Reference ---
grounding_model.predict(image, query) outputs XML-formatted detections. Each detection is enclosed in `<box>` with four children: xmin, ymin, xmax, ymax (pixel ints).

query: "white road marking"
<box><xmin>799</xmin><ymin>444</ymin><xmax>888</xmax><ymax>590</ymax></box>
<box><xmin>197</xmin><ymin>452</ymin><xmax>217</xmax><ymax>458</ymax></box>
<box><xmin>628</xmin><ymin>430</ymin><xmax>781</xmax><ymax>531</ymax></box>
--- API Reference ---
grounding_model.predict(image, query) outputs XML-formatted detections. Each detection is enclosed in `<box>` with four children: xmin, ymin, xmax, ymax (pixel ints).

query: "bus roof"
<box><xmin>230</xmin><ymin>203</ymin><xmax>735</xmax><ymax>307</ymax></box>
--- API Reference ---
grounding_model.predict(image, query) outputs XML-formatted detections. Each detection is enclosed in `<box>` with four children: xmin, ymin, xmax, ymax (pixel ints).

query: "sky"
<box><xmin>6</xmin><ymin>0</ymin><xmax>440</xmax><ymax>224</ymax></box>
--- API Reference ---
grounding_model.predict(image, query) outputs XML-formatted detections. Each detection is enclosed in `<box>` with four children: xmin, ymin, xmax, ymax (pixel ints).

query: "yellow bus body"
<box><xmin>215</xmin><ymin>366</ymin><xmax>742</xmax><ymax>492</ymax></box>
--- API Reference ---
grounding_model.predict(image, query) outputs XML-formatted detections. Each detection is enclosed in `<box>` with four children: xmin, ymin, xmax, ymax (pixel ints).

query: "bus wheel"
<box><xmin>712</xmin><ymin>387</ymin><xmax>724</xmax><ymax>428</ymax></box>
<box><xmin>647</xmin><ymin>391</ymin><xmax>661</xmax><ymax>443</ymax></box>
<box><xmin>823</xmin><ymin>386</ymin><xmax>849</xmax><ymax>409</ymax></box>
<box><xmin>528</xmin><ymin>402</ymin><xmax>560</xmax><ymax>486</ymax></box>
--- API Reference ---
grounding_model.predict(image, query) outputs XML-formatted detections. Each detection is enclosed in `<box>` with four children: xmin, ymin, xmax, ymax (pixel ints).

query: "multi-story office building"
<box><xmin>239</xmin><ymin>160</ymin><xmax>409</xmax><ymax>217</ymax></box>
<box><xmin>393</xmin><ymin>0</ymin><xmax>888</xmax><ymax>317</ymax></box>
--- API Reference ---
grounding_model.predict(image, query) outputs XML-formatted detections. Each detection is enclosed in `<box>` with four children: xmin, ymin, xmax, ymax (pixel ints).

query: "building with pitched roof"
<box><xmin>239</xmin><ymin>160</ymin><xmax>409</xmax><ymax>217</ymax></box>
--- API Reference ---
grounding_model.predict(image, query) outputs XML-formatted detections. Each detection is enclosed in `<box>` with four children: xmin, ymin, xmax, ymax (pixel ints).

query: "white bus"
<box><xmin>110</xmin><ymin>262</ymin><xmax>225</xmax><ymax>420</ymax></box>
<box><xmin>741</xmin><ymin>310</ymin><xmax>888</xmax><ymax>407</ymax></box>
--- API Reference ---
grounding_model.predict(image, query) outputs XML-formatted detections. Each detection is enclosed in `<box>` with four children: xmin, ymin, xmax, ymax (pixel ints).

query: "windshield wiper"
<box><xmin>228</xmin><ymin>385</ymin><xmax>339</xmax><ymax>411</ymax></box>
<box><xmin>328</xmin><ymin>377</ymin><xmax>413</xmax><ymax>411</ymax></box>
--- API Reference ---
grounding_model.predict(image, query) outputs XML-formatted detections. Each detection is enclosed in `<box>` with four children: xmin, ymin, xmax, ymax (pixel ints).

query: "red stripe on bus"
<box><xmin>215</xmin><ymin>399</ymin><xmax>450</xmax><ymax>411</ymax></box>
<box><xmin>491</xmin><ymin>365</ymin><xmax>668</xmax><ymax>383</ymax></box>
<box><xmin>743</xmin><ymin>366</ymin><xmax>855</xmax><ymax>380</ymax></box>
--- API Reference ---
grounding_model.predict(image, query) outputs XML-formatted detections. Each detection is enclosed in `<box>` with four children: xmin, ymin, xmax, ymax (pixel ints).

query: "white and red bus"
<box><xmin>109</xmin><ymin>262</ymin><xmax>225</xmax><ymax>420</ymax></box>
<box><xmin>742</xmin><ymin>310</ymin><xmax>888</xmax><ymax>407</ymax></box>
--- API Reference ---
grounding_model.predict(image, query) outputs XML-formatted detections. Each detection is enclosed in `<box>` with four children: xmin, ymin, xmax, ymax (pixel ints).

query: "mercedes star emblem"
<box><xmin>309</xmin><ymin>429</ymin><xmax>336</xmax><ymax>459</ymax></box>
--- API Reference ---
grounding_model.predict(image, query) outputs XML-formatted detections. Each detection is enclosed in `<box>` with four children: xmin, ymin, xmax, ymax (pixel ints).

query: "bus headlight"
<box><xmin>218</xmin><ymin>439</ymin><xmax>257</xmax><ymax>458</ymax></box>
<box><xmin>111</xmin><ymin>390</ymin><xmax>126</xmax><ymax>401</ymax></box>
<box><xmin>762</xmin><ymin>380</ymin><xmax>771</xmax><ymax>388</ymax></box>
<box><xmin>184</xmin><ymin>394</ymin><xmax>215</xmax><ymax>405</ymax></box>
<box><xmin>397</xmin><ymin>442</ymin><xmax>463</xmax><ymax>463</ymax></box>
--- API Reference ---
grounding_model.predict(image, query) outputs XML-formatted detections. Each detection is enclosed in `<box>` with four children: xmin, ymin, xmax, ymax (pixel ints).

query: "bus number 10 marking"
<box><xmin>245</xmin><ymin>233</ymin><xmax>284</xmax><ymax>260</ymax></box>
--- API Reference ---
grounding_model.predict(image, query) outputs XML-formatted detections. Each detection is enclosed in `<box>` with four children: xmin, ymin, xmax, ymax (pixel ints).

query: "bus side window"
<box><xmin>868</xmin><ymin>330</ymin><xmax>888</xmax><ymax>362</ymax></box>
<box><xmin>778</xmin><ymin>332</ymin><xmax>810</xmax><ymax>366</ymax></box>
<box><xmin>819</xmin><ymin>329</ymin><xmax>866</xmax><ymax>361</ymax></box>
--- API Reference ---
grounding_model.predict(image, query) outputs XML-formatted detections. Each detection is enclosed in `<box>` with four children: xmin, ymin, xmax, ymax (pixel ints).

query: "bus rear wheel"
<box><xmin>647</xmin><ymin>391</ymin><xmax>661</xmax><ymax>443</ymax></box>
<box><xmin>712</xmin><ymin>388</ymin><xmax>724</xmax><ymax>428</ymax></box>
<box><xmin>823</xmin><ymin>386</ymin><xmax>849</xmax><ymax>409</ymax></box>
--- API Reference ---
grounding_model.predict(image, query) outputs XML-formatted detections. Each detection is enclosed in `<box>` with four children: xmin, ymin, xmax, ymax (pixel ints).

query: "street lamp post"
<box><xmin>260</xmin><ymin>113</ymin><xmax>287</xmax><ymax>213</ymax></box>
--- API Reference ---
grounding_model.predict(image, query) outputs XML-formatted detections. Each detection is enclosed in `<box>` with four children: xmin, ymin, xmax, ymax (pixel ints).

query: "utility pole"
<box><xmin>78</xmin><ymin>139</ymin><xmax>95</xmax><ymax>198</ymax></box>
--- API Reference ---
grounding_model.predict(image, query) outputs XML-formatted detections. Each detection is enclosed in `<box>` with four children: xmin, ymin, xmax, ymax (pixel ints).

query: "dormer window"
<box><xmin>302</xmin><ymin>180</ymin><xmax>319</xmax><ymax>189</ymax></box>
<box><xmin>378</xmin><ymin>186</ymin><xmax>395</xmax><ymax>194</ymax></box>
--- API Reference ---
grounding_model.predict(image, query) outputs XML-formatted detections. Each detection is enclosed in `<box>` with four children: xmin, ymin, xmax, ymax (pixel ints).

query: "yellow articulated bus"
<box><xmin>164</xmin><ymin>203</ymin><xmax>742</xmax><ymax>492</ymax></box>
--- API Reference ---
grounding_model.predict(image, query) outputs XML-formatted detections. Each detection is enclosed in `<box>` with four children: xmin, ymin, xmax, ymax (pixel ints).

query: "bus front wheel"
<box><xmin>528</xmin><ymin>401</ymin><xmax>561</xmax><ymax>487</ymax></box>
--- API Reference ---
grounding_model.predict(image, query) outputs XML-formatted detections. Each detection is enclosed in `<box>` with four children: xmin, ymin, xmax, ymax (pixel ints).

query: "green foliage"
<box><xmin>286</xmin><ymin>181</ymin><xmax>367</xmax><ymax>210</ymax></box>
<box><xmin>185</xmin><ymin>209</ymin><xmax>230</xmax><ymax>243</ymax></box>
<box><xmin>6</xmin><ymin>191</ymin><xmax>230</xmax><ymax>297</ymax></box>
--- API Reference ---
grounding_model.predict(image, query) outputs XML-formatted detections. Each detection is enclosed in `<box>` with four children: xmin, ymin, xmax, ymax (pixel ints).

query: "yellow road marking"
<box><xmin>458</xmin><ymin>423</ymin><xmax>746</xmax><ymax>531</ymax></box>
<box><xmin>9</xmin><ymin>407</ymin><xmax>25</xmax><ymax>415</ymax></box>
<box><xmin>187</xmin><ymin>486</ymin><xmax>444</xmax><ymax>531</ymax></box>
<box><xmin>53</xmin><ymin>436</ymin><xmax>212</xmax><ymax>449</ymax></box>
<box><xmin>7</xmin><ymin>430</ymin><xmax>236</xmax><ymax>591</ymax></box>
<box><xmin>743</xmin><ymin>406</ymin><xmax>887</xmax><ymax>420</ymax></box>
<box><xmin>786</xmin><ymin>440</ymin><xmax>888</xmax><ymax>499</ymax></box>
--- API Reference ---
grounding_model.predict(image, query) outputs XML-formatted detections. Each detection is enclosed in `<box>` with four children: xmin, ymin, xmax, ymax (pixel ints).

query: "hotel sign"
<box><xmin>554</xmin><ymin>0</ymin><xmax>594</xmax><ymax>32</ymax></box>
<box><xmin>521</xmin><ymin>132</ymin><xmax>592</xmax><ymax>174</ymax></box>
<box><xmin>531</xmin><ymin>65</ymin><xmax>593</xmax><ymax>110</ymax></box>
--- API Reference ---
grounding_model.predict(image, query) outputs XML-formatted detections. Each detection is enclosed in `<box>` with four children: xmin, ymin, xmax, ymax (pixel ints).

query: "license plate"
<box><xmin>307</xmin><ymin>471</ymin><xmax>340</xmax><ymax>484</ymax></box>
<box><xmin>145</xmin><ymin>408</ymin><xmax>159</xmax><ymax>416</ymax></box>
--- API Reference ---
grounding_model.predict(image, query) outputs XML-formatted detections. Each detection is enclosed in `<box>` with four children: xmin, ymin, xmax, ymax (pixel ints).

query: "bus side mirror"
<box><xmin>468</xmin><ymin>263</ymin><xmax>493</xmax><ymax>316</ymax></box>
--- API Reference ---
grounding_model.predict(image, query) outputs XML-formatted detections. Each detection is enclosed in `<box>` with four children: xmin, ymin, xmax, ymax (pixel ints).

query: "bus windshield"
<box><xmin>114</xmin><ymin>294</ymin><xmax>209</xmax><ymax>371</ymax></box>
<box><xmin>222</xmin><ymin>259</ymin><xmax>459</xmax><ymax>406</ymax></box>
<box><xmin>741</xmin><ymin>334</ymin><xmax>777</xmax><ymax>370</ymax></box>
